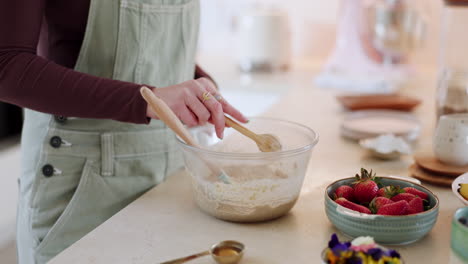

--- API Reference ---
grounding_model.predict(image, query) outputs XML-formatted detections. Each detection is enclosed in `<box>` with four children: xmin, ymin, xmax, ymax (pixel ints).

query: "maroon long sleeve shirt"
<box><xmin>0</xmin><ymin>0</ymin><xmax>209</xmax><ymax>124</ymax></box>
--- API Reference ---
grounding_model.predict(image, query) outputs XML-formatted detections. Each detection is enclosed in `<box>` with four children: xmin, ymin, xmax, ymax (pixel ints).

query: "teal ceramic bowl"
<box><xmin>325</xmin><ymin>177</ymin><xmax>439</xmax><ymax>245</ymax></box>
<box><xmin>451</xmin><ymin>207</ymin><xmax>468</xmax><ymax>262</ymax></box>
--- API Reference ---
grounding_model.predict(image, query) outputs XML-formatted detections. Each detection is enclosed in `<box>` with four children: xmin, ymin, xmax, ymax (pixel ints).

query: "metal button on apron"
<box><xmin>42</xmin><ymin>164</ymin><xmax>54</xmax><ymax>177</ymax></box>
<box><xmin>50</xmin><ymin>136</ymin><xmax>62</xmax><ymax>148</ymax></box>
<box><xmin>54</xmin><ymin>115</ymin><xmax>67</xmax><ymax>124</ymax></box>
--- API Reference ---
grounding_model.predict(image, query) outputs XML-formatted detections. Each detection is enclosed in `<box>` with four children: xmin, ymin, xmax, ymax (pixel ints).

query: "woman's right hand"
<box><xmin>145</xmin><ymin>77</ymin><xmax>248</xmax><ymax>139</ymax></box>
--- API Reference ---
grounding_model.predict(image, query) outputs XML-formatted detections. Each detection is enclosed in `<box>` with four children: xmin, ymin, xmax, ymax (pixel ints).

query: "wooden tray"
<box><xmin>414</xmin><ymin>154</ymin><xmax>468</xmax><ymax>177</ymax></box>
<box><xmin>409</xmin><ymin>163</ymin><xmax>453</xmax><ymax>187</ymax></box>
<box><xmin>337</xmin><ymin>94</ymin><xmax>421</xmax><ymax>111</ymax></box>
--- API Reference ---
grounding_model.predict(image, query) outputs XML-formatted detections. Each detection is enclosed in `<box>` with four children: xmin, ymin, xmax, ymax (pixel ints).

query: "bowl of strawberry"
<box><xmin>325</xmin><ymin>168</ymin><xmax>439</xmax><ymax>245</ymax></box>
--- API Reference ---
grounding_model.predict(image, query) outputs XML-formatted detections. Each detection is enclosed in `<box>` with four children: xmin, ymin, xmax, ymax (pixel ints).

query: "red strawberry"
<box><xmin>335</xmin><ymin>197</ymin><xmax>372</xmax><ymax>214</ymax></box>
<box><xmin>334</xmin><ymin>185</ymin><xmax>355</xmax><ymax>201</ymax></box>
<box><xmin>391</xmin><ymin>193</ymin><xmax>416</xmax><ymax>203</ymax></box>
<box><xmin>353</xmin><ymin>168</ymin><xmax>380</xmax><ymax>204</ymax></box>
<box><xmin>377</xmin><ymin>185</ymin><xmax>404</xmax><ymax>198</ymax></box>
<box><xmin>377</xmin><ymin>187</ymin><xmax>389</xmax><ymax>197</ymax></box>
<box><xmin>377</xmin><ymin>200</ymin><xmax>409</xmax><ymax>215</ymax></box>
<box><xmin>369</xmin><ymin>197</ymin><xmax>394</xmax><ymax>214</ymax></box>
<box><xmin>403</xmin><ymin>187</ymin><xmax>428</xmax><ymax>200</ymax></box>
<box><xmin>407</xmin><ymin>197</ymin><xmax>424</xmax><ymax>214</ymax></box>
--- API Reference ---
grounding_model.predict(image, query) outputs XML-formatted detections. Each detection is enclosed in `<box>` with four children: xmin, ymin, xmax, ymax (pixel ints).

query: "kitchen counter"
<box><xmin>51</xmin><ymin>59</ymin><xmax>464</xmax><ymax>264</ymax></box>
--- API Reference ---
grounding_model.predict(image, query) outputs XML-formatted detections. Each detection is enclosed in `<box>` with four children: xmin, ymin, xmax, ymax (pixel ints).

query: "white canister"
<box><xmin>434</xmin><ymin>113</ymin><xmax>468</xmax><ymax>166</ymax></box>
<box><xmin>236</xmin><ymin>8</ymin><xmax>291</xmax><ymax>72</ymax></box>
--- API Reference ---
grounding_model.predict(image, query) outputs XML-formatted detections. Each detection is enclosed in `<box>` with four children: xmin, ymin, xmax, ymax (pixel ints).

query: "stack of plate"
<box><xmin>341</xmin><ymin>110</ymin><xmax>421</xmax><ymax>141</ymax></box>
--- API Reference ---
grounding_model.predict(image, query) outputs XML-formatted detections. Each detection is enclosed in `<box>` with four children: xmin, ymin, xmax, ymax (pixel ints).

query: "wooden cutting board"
<box><xmin>409</xmin><ymin>163</ymin><xmax>453</xmax><ymax>187</ymax></box>
<box><xmin>414</xmin><ymin>154</ymin><xmax>468</xmax><ymax>177</ymax></box>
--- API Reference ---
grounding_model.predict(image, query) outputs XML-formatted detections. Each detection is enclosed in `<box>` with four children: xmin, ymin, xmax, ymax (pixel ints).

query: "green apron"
<box><xmin>16</xmin><ymin>0</ymin><xmax>199</xmax><ymax>263</ymax></box>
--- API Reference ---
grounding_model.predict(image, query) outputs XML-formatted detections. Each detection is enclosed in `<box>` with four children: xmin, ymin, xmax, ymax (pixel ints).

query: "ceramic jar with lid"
<box><xmin>236</xmin><ymin>7</ymin><xmax>290</xmax><ymax>72</ymax></box>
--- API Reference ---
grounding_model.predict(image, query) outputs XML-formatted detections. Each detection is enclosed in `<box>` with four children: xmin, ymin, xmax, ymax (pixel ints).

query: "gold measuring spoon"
<box><xmin>224</xmin><ymin>116</ymin><xmax>282</xmax><ymax>152</ymax></box>
<box><xmin>159</xmin><ymin>240</ymin><xmax>245</xmax><ymax>264</ymax></box>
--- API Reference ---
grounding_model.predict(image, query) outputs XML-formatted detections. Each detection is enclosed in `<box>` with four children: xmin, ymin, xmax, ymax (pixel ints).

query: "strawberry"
<box><xmin>377</xmin><ymin>200</ymin><xmax>409</xmax><ymax>215</ymax></box>
<box><xmin>403</xmin><ymin>187</ymin><xmax>428</xmax><ymax>200</ymax></box>
<box><xmin>391</xmin><ymin>193</ymin><xmax>416</xmax><ymax>203</ymax></box>
<box><xmin>334</xmin><ymin>185</ymin><xmax>355</xmax><ymax>201</ymax></box>
<box><xmin>352</xmin><ymin>168</ymin><xmax>380</xmax><ymax>204</ymax></box>
<box><xmin>377</xmin><ymin>185</ymin><xmax>404</xmax><ymax>198</ymax></box>
<box><xmin>369</xmin><ymin>197</ymin><xmax>394</xmax><ymax>214</ymax></box>
<box><xmin>407</xmin><ymin>197</ymin><xmax>424</xmax><ymax>214</ymax></box>
<box><xmin>335</xmin><ymin>197</ymin><xmax>372</xmax><ymax>214</ymax></box>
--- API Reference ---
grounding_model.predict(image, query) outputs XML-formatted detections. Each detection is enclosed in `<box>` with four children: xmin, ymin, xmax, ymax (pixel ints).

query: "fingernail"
<box><xmin>220</xmin><ymin>132</ymin><xmax>224</xmax><ymax>139</ymax></box>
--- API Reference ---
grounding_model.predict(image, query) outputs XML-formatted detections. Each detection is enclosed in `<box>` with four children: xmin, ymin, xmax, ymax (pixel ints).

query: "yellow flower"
<box><xmin>326</xmin><ymin>249</ymin><xmax>339</xmax><ymax>264</ymax></box>
<box><xmin>341</xmin><ymin>251</ymin><xmax>353</xmax><ymax>259</ymax></box>
<box><xmin>381</xmin><ymin>256</ymin><xmax>401</xmax><ymax>264</ymax></box>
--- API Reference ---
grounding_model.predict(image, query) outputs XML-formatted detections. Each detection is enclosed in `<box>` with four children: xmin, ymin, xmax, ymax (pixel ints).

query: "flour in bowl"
<box><xmin>190</xmin><ymin>162</ymin><xmax>302</xmax><ymax>222</ymax></box>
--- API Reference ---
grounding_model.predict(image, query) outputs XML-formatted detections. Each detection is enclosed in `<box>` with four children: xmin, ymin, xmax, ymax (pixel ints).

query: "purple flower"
<box><xmin>328</xmin><ymin>234</ymin><xmax>340</xmax><ymax>248</ymax></box>
<box><xmin>367</xmin><ymin>248</ymin><xmax>383</xmax><ymax>260</ymax></box>
<box><xmin>387</xmin><ymin>249</ymin><xmax>401</xmax><ymax>258</ymax></box>
<box><xmin>345</xmin><ymin>256</ymin><xmax>363</xmax><ymax>264</ymax></box>
<box><xmin>328</xmin><ymin>234</ymin><xmax>351</xmax><ymax>256</ymax></box>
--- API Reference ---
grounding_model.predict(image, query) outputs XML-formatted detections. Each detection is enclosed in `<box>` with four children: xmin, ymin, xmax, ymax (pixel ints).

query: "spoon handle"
<box><xmin>140</xmin><ymin>87</ymin><xmax>199</xmax><ymax>147</ymax></box>
<box><xmin>159</xmin><ymin>250</ymin><xmax>210</xmax><ymax>264</ymax></box>
<box><xmin>225</xmin><ymin>115</ymin><xmax>258</xmax><ymax>141</ymax></box>
<box><xmin>140</xmin><ymin>87</ymin><xmax>227</xmax><ymax>181</ymax></box>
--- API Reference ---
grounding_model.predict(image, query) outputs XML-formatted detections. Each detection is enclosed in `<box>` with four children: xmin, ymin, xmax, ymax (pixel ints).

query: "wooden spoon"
<box><xmin>140</xmin><ymin>87</ymin><xmax>200</xmax><ymax>147</ymax></box>
<box><xmin>140</xmin><ymin>87</ymin><xmax>231</xmax><ymax>183</ymax></box>
<box><xmin>224</xmin><ymin>116</ymin><xmax>282</xmax><ymax>152</ymax></box>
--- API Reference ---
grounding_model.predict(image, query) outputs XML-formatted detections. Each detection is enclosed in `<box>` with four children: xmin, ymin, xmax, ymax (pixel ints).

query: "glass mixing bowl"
<box><xmin>177</xmin><ymin>117</ymin><xmax>319</xmax><ymax>222</ymax></box>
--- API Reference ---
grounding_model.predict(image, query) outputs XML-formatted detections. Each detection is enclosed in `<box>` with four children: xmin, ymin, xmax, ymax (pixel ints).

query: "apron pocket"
<box><xmin>112</xmin><ymin>0</ymin><xmax>198</xmax><ymax>86</ymax></box>
<box><xmin>113</xmin><ymin>153</ymin><xmax>167</xmax><ymax>181</ymax></box>
<box><xmin>32</xmin><ymin>159</ymin><xmax>95</xmax><ymax>257</ymax></box>
<box><xmin>34</xmin><ymin>153</ymin><xmax>168</xmax><ymax>261</ymax></box>
<box><xmin>94</xmin><ymin>153</ymin><xmax>169</xmax><ymax>212</ymax></box>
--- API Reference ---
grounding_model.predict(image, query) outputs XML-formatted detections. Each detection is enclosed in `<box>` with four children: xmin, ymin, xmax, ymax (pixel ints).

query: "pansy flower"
<box><xmin>323</xmin><ymin>234</ymin><xmax>402</xmax><ymax>264</ymax></box>
<box><xmin>329</xmin><ymin>234</ymin><xmax>352</xmax><ymax>256</ymax></box>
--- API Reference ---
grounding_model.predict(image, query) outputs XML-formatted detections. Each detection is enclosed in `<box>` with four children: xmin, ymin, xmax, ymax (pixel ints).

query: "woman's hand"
<box><xmin>146</xmin><ymin>77</ymin><xmax>248</xmax><ymax>139</ymax></box>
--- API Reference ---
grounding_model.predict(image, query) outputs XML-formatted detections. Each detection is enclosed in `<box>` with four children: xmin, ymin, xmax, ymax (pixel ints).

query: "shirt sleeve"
<box><xmin>0</xmin><ymin>0</ymin><xmax>150</xmax><ymax>124</ymax></box>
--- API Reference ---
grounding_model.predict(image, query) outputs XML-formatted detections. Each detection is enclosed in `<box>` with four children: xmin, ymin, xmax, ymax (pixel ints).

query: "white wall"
<box><xmin>199</xmin><ymin>0</ymin><xmax>443</xmax><ymax>66</ymax></box>
<box><xmin>198</xmin><ymin>0</ymin><xmax>339</xmax><ymax>60</ymax></box>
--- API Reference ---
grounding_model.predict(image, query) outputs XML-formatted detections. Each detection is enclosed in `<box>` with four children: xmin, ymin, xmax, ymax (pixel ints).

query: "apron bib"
<box><xmin>16</xmin><ymin>1</ymin><xmax>199</xmax><ymax>263</ymax></box>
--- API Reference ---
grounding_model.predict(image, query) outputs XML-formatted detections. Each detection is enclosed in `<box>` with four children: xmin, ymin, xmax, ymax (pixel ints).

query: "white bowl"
<box><xmin>359</xmin><ymin>134</ymin><xmax>412</xmax><ymax>160</ymax></box>
<box><xmin>452</xmin><ymin>172</ymin><xmax>468</xmax><ymax>205</ymax></box>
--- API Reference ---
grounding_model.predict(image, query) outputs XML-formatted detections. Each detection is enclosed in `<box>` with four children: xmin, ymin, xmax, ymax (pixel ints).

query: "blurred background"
<box><xmin>0</xmin><ymin>0</ymin><xmax>453</xmax><ymax>262</ymax></box>
<box><xmin>197</xmin><ymin>0</ymin><xmax>441</xmax><ymax>65</ymax></box>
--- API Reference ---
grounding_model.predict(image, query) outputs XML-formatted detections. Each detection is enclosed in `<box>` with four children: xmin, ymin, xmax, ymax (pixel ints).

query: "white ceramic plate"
<box><xmin>452</xmin><ymin>172</ymin><xmax>468</xmax><ymax>206</ymax></box>
<box><xmin>341</xmin><ymin>110</ymin><xmax>421</xmax><ymax>141</ymax></box>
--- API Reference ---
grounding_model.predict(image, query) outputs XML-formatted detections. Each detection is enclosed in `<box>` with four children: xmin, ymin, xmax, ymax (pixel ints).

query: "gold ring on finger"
<box><xmin>202</xmin><ymin>91</ymin><xmax>212</xmax><ymax>102</ymax></box>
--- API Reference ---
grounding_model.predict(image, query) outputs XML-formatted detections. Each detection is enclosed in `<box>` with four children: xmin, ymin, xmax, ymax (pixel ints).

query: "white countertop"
<box><xmin>51</xmin><ymin>59</ymin><xmax>465</xmax><ymax>264</ymax></box>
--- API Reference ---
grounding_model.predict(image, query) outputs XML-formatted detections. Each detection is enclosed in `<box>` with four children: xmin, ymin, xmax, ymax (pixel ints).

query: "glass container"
<box><xmin>440</xmin><ymin>0</ymin><xmax>468</xmax><ymax>70</ymax></box>
<box><xmin>436</xmin><ymin>69</ymin><xmax>468</xmax><ymax>120</ymax></box>
<box><xmin>365</xmin><ymin>0</ymin><xmax>426</xmax><ymax>66</ymax></box>
<box><xmin>177</xmin><ymin>118</ymin><xmax>318</xmax><ymax>222</ymax></box>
